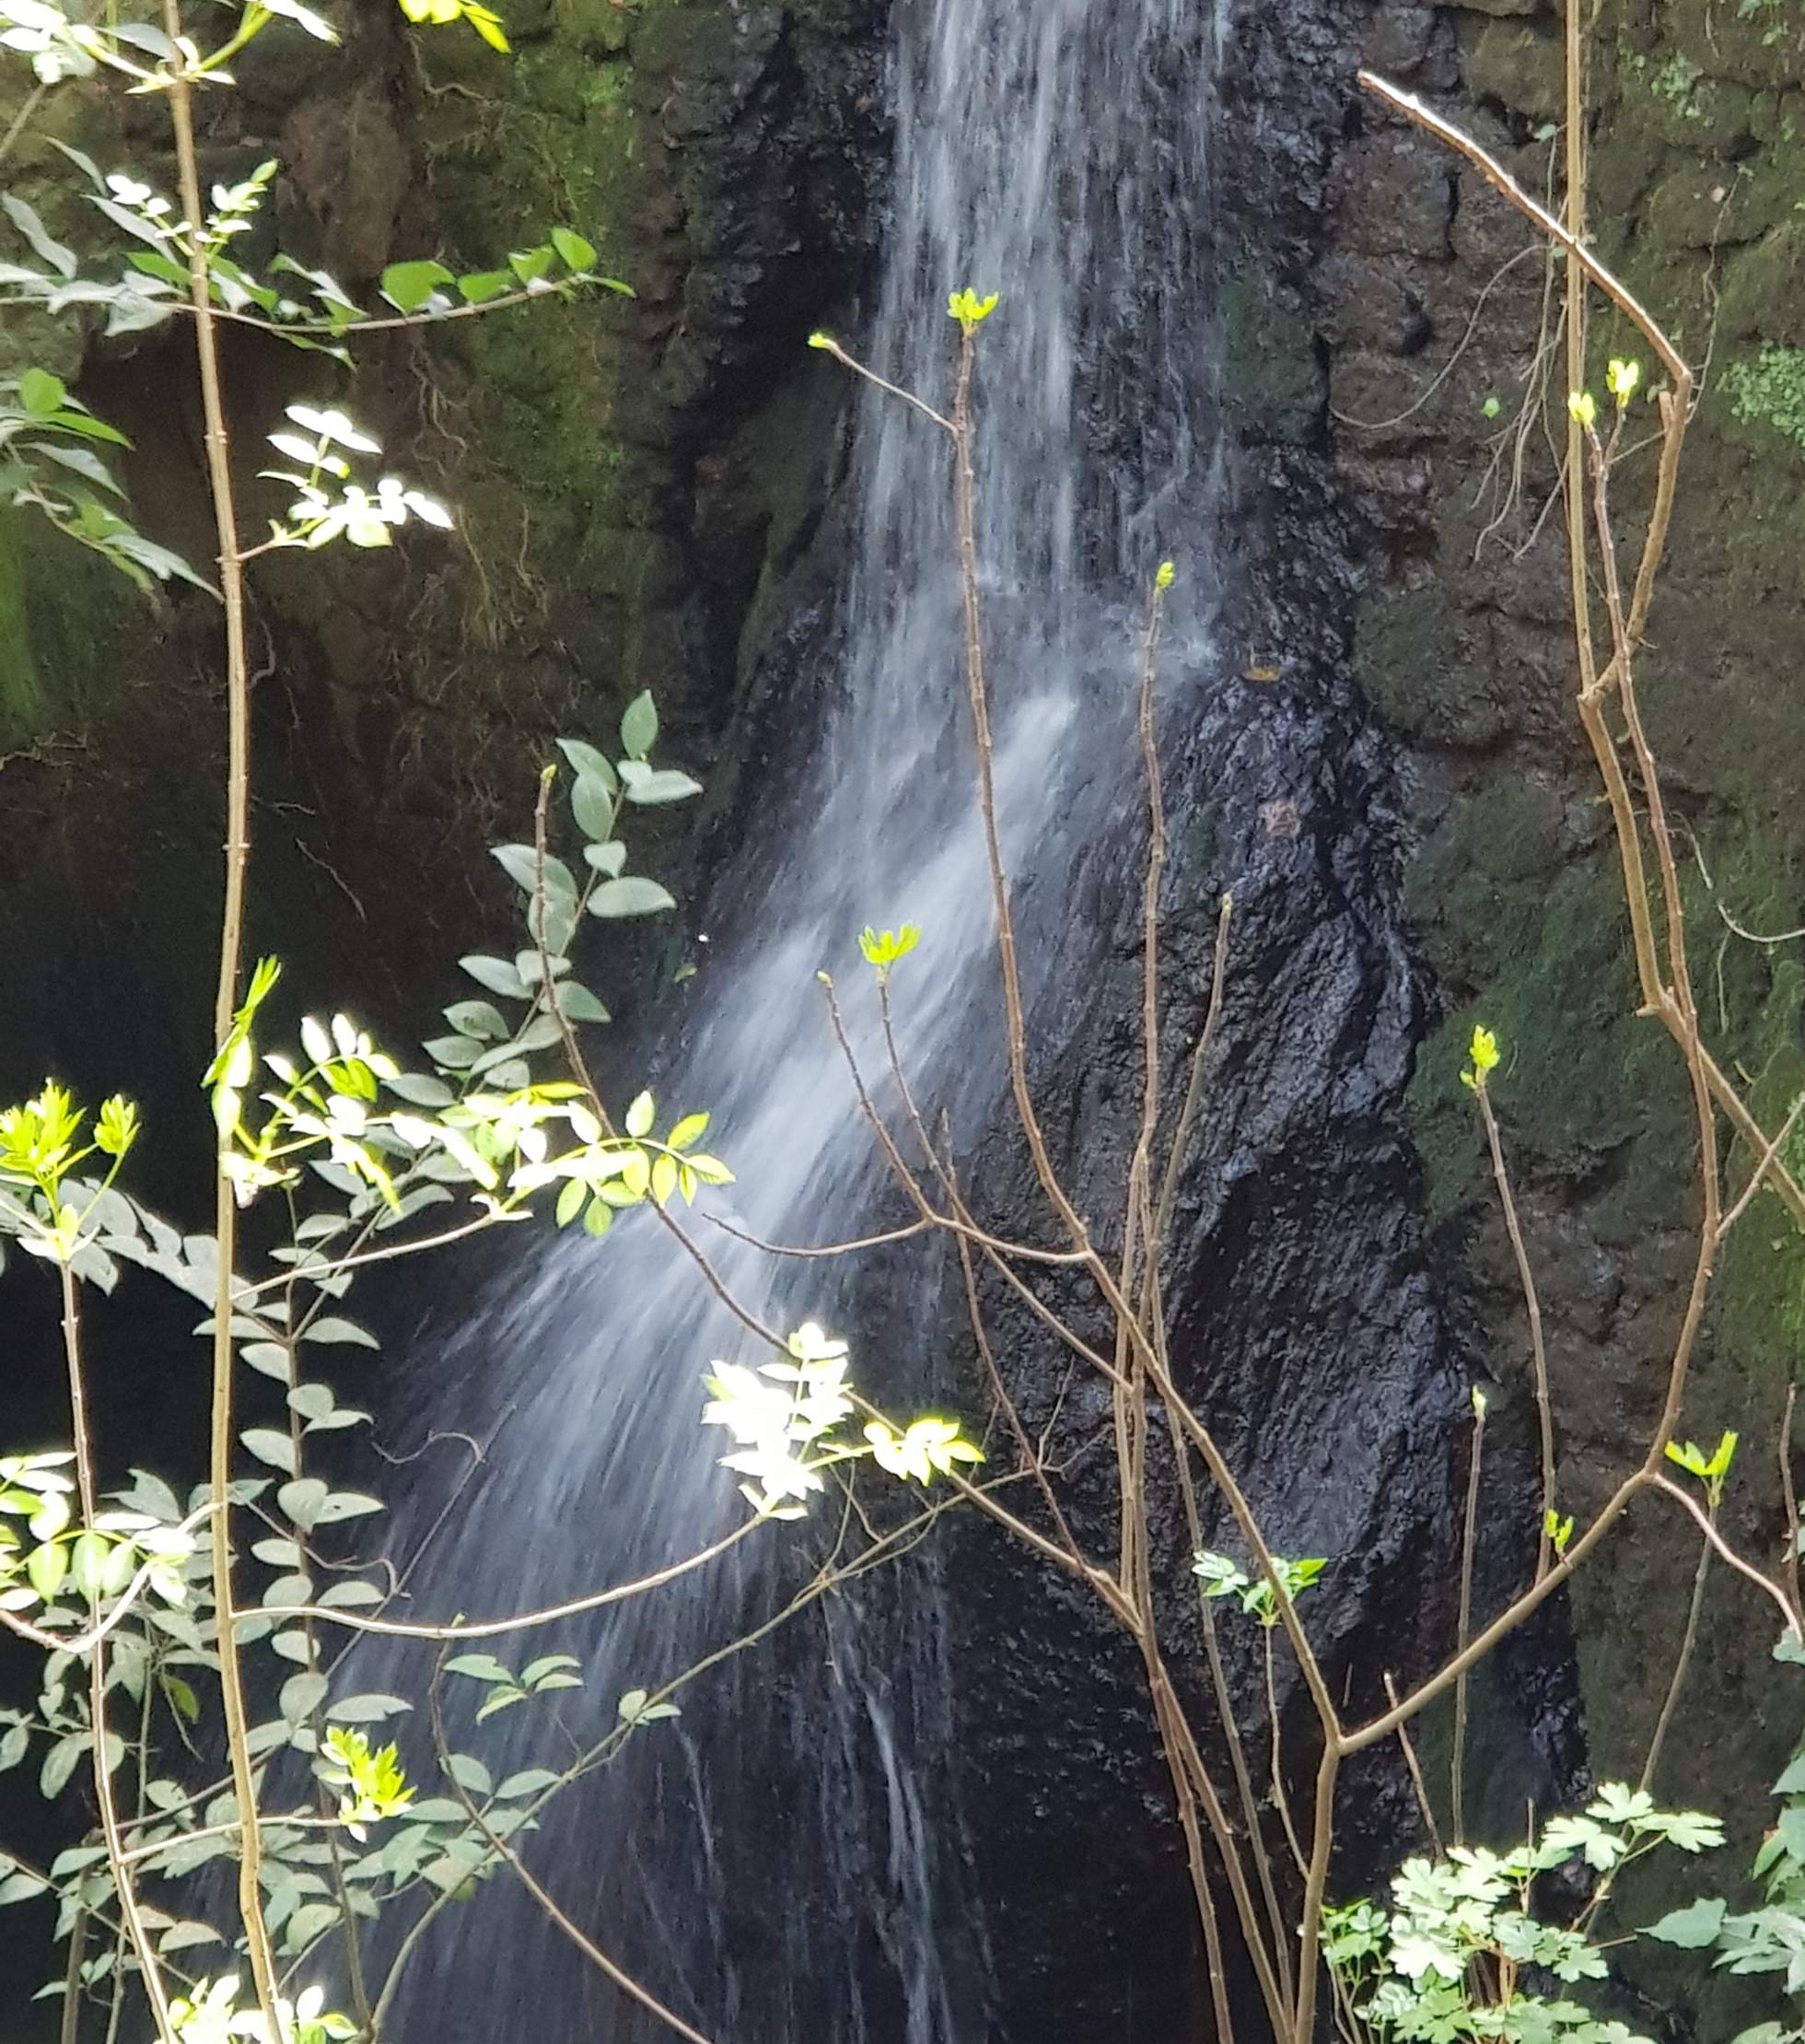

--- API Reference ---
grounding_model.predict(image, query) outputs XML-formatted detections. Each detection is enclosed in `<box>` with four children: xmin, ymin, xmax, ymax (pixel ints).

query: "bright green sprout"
<box><xmin>1481</xmin><ymin>395</ymin><xmax>1502</xmax><ymax>420</ymax></box>
<box><xmin>320</xmin><ymin>1724</ymin><xmax>414</xmax><ymax>1840</ymax></box>
<box><xmin>1460</xmin><ymin>1023</ymin><xmax>1500</xmax><ymax>1092</ymax></box>
<box><xmin>1606</xmin><ymin>356</ymin><xmax>1642</xmax><ymax>409</ymax></box>
<box><xmin>1665</xmin><ymin>1430</ymin><xmax>1738</xmax><ymax>1501</ymax></box>
<box><xmin>859</xmin><ymin>923</ymin><xmax>922</xmax><ymax>975</ymax></box>
<box><xmin>1156</xmin><ymin>559</ymin><xmax>1176</xmax><ymax>591</ymax></box>
<box><xmin>1194</xmin><ymin>1550</ymin><xmax>1326</xmax><ymax>1628</ymax></box>
<box><xmin>947</xmin><ymin>288</ymin><xmax>1000</xmax><ymax>335</ymax></box>
<box><xmin>1568</xmin><ymin>390</ymin><xmax>1598</xmax><ymax>430</ymax></box>
<box><xmin>1545</xmin><ymin>1508</ymin><xmax>1575</xmax><ymax>1555</ymax></box>
<box><xmin>808</xmin><ymin>331</ymin><xmax>833</xmax><ymax>351</ymax></box>
<box><xmin>864</xmin><ymin>1416</ymin><xmax>984</xmax><ymax>1485</ymax></box>
<box><xmin>1471</xmin><ymin>1385</ymin><xmax>1488</xmax><ymax>1420</ymax></box>
<box><xmin>397</xmin><ymin>0</ymin><xmax>510</xmax><ymax>52</ymax></box>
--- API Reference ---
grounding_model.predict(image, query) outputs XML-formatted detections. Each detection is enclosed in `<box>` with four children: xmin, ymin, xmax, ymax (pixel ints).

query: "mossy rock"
<box><xmin>1220</xmin><ymin>262</ymin><xmax>1324</xmax><ymax>447</ymax></box>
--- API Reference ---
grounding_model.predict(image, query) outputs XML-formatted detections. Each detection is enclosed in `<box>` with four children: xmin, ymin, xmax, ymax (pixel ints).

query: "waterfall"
<box><xmin>373</xmin><ymin>0</ymin><xmax>1223</xmax><ymax>2036</ymax></box>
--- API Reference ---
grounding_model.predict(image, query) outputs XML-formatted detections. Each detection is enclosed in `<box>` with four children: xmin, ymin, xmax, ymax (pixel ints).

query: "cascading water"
<box><xmin>374</xmin><ymin>1</ymin><xmax>1224</xmax><ymax>2037</ymax></box>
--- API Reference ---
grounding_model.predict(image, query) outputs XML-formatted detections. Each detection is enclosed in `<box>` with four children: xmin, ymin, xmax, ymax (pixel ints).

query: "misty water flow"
<box><xmin>377</xmin><ymin>0</ymin><xmax>1221</xmax><ymax>2036</ymax></box>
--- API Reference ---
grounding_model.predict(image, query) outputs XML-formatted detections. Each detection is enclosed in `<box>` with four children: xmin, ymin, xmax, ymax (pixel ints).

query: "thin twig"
<box><xmin>1383</xmin><ymin>1673</ymin><xmax>1443</xmax><ymax>1852</ymax></box>
<box><xmin>1473</xmin><ymin>1085</ymin><xmax>1555</xmax><ymax>1578</ymax></box>
<box><xmin>1452</xmin><ymin>1395</ymin><xmax>1485</xmax><ymax>1845</ymax></box>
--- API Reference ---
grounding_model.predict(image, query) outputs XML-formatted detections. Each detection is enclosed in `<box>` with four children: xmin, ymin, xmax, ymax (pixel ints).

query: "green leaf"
<box><xmin>18</xmin><ymin>368</ymin><xmax>65</xmax><ymax>417</ymax></box>
<box><xmin>40</xmin><ymin>1734</ymin><xmax>86</xmax><ymax>1802</ymax></box>
<box><xmin>619</xmin><ymin>690</ymin><xmax>658</xmax><ymax>759</ymax></box>
<box><xmin>667</xmin><ymin>1113</ymin><xmax>708</xmax><ymax>1151</ymax></box>
<box><xmin>624</xmin><ymin>1092</ymin><xmax>655</xmax><ymax>1139</ymax></box>
<box><xmin>588</xmin><ymin>877</ymin><xmax>675</xmax><ymax>919</ymax></box>
<box><xmin>277</xmin><ymin>1478</ymin><xmax>329</xmax><ymax>1531</ymax></box>
<box><xmin>303</xmin><ymin>1317</ymin><xmax>379</xmax><ymax>1348</ymax></box>
<box><xmin>443</xmin><ymin>1653</ymin><xmax>514</xmax><ymax>1684</ymax></box>
<box><xmin>280</xmin><ymin>1672</ymin><xmax>329</xmax><ymax>1723</ymax></box>
<box><xmin>386</xmin><ymin>1071</ymin><xmax>456</xmax><ymax>1108</ymax></box>
<box><xmin>241</xmin><ymin>1428</ymin><xmax>297</xmax><ymax>1475</ymax></box>
<box><xmin>2</xmin><ymin>197</ymin><xmax>76</xmax><ymax>280</ymax></box>
<box><xmin>555</xmin><ymin>1177</ymin><xmax>586</xmax><ymax>1227</ymax></box>
<box><xmin>620</xmin><ymin>767</ymin><xmax>702</xmax><ymax>806</ymax></box>
<box><xmin>583</xmin><ymin>840</ymin><xmax>628</xmax><ymax>879</ymax></box>
<box><xmin>553</xmin><ymin>981</ymin><xmax>610</xmax><ymax>1025</ymax></box>
<box><xmin>425</xmin><ymin>1034</ymin><xmax>483</xmax><ymax>1070</ymax></box>
<box><xmin>460</xmin><ymin>954</ymin><xmax>531</xmax><ymax>1000</ymax></box>
<box><xmin>28</xmin><ymin>1540</ymin><xmax>67</xmax><ymax>1602</ymax></box>
<box><xmin>157</xmin><ymin>1922</ymin><xmax>221</xmax><ymax>1955</ymax></box>
<box><xmin>241</xmin><ymin>1341</ymin><xmax>294</xmax><ymax>1383</ymax></box>
<box><xmin>456</xmin><ymin>269</ymin><xmax>514</xmax><ymax>304</ymax></box>
<box><xmin>378</xmin><ymin>259</ymin><xmax>456</xmax><ymax>313</ymax></box>
<box><xmin>495</xmin><ymin>1768</ymin><xmax>561</xmax><ymax>1799</ymax></box>
<box><xmin>1642</xmin><ymin>1898</ymin><xmax>1726</xmax><ymax>1948</ymax></box>
<box><xmin>314</xmin><ymin>1491</ymin><xmax>383</xmax><ymax>1524</ymax></box>
<box><xmin>522</xmin><ymin>1653</ymin><xmax>581</xmax><ymax>1686</ymax></box>
<box><xmin>325</xmin><ymin>1693</ymin><xmax>411</xmax><ymax>1722</ymax></box>
<box><xmin>550</xmin><ymin>227</ymin><xmax>597</xmax><ymax>272</ymax></box>
<box><xmin>446</xmin><ymin>1752</ymin><xmax>492</xmax><ymax>1796</ymax></box>
<box><xmin>507</xmin><ymin>245</ymin><xmax>555</xmax><ymax>286</ymax></box>
<box><xmin>555</xmin><ymin>738</ymin><xmax>616</xmax><ymax>788</ymax></box>
<box><xmin>571</xmin><ymin>773</ymin><xmax>615</xmax><ymax>842</ymax></box>
<box><xmin>446</xmin><ymin>999</ymin><xmax>510</xmax><ymax>1042</ymax></box>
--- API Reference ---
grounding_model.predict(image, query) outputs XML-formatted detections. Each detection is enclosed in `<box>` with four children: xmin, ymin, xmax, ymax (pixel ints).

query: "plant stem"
<box><xmin>1638</xmin><ymin>1530</ymin><xmax>1708</xmax><ymax>1796</ymax></box>
<box><xmin>157</xmin><ymin>13</ymin><xmax>281</xmax><ymax>2028</ymax></box>
<box><xmin>1453</xmin><ymin>1396</ymin><xmax>1485</xmax><ymax>1846</ymax></box>
<box><xmin>1474</xmin><ymin>1088</ymin><xmax>1555</xmax><ymax>1579</ymax></box>
<box><xmin>60</xmin><ymin>1267</ymin><xmax>179</xmax><ymax>2044</ymax></box>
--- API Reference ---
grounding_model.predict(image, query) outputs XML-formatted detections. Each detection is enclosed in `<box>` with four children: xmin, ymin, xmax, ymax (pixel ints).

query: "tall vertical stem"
<box><xmin>60</xmin><ymin>1269</ymin><xmax>179</xmax><ymax>2044</ymax></box>
<box><xmin>157</xmin><ymin>17</ymin><xmax>280</xmax><ymax>2026</ymax></box>
<box><xmin>1452</xmin><ymin>1397</ymin><xmax>1486</xmax><ymax>1847</ymax></box>
<box><xmin>1561</xmin><ymin>0</ymin><xmax>1596</xmax><ymax>698</ymax></box>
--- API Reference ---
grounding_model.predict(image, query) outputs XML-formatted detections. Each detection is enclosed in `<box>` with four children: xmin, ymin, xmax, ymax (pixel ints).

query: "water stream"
<box><xmin>378</xmin><ymin>0</ymin><xmax>1224</xmax><ymax>2035</ymax></box>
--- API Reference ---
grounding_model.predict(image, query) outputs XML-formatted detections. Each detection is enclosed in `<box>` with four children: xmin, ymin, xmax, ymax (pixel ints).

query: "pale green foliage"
<box><xmin>616</xmin><ymin>1688</ymin><xmax>680</xmax><ymax>1728</ymax></box>
<box><xmin>1545</xmin><ymin>1507</ymin><xmax>1575</xmax><ymax>1555</ymax></box>
<box><xmin>0</xmin><ymin>359</ymin><xmax>209</xmax><ymax>591</ymax></box>
<box><xmin>1193</xmin><ymin>1549</ymin><xmax>1325</xmax><ymax>1627</ymax></box>
<box><xmin>169</xmin><ymin>1977</ymin><xmax>355</xmax><ymax>2044</ymax></box>
<box><xmin>258</xmin><ymin>405</ymin><xmax>451</xmax><ymax>552</ymax></box>
<box><xmin>0</xmin><ymin>1456</ymin><xmax>196</xmax><ymax>1621</ymax></box>
<box><xmin>702</xmin><ymin>1323</ymin><xmax>983</xmax><ymax>1520</ymax></box>
<box><xmin>1328</xmin><ymin>1789</ymin><xmax>1724</xmax><ymax>2044</ymax></box>
<box><xmin>1605</xmin><ymin>357</ymin><xmax>1642</xmax><ymax>410</ymax></box>
<box><xmin>445</xmin><ymin>1652</ymin><xmax>583</xmax><ymax>1724</ymax></box>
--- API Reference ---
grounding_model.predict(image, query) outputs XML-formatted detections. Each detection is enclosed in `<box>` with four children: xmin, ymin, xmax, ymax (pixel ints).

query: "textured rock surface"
<box><xmin>1314</xmin><ymin>0</ymin><xmax>1805</xmax><ymax>2027</ymax></box>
